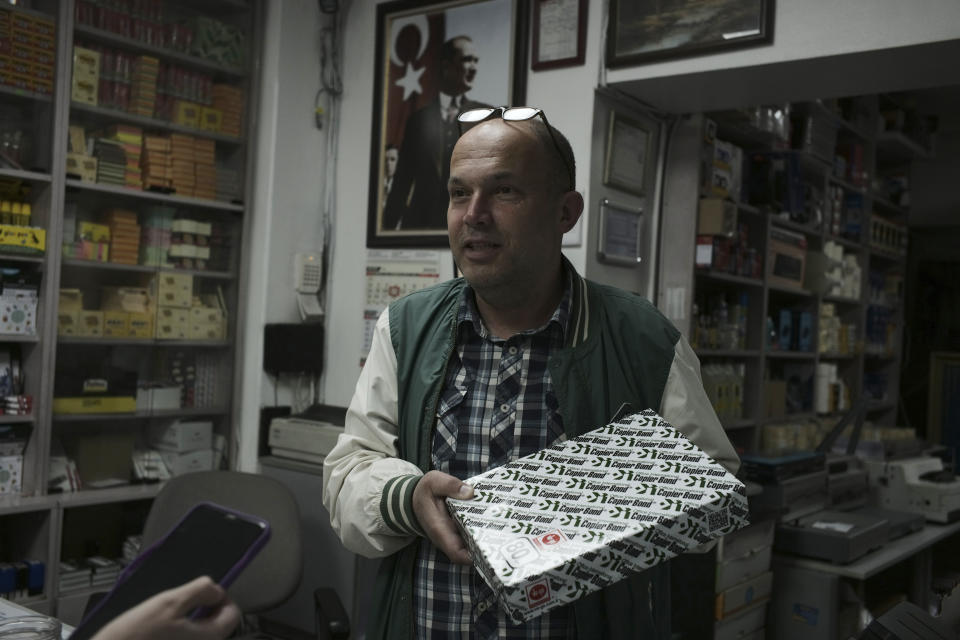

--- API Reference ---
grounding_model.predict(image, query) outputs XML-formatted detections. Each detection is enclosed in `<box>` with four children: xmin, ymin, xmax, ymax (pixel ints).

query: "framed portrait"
<box><xmin>531</xmin><ymin>0</ymin><xmax>587</xmax><ymax>71</ymax></box>
<box><xmin>603</xmin><ymin>111</ymin><xmax>650</xmax><ymax>196</ymax></box>
<box><xmin>367</xmin><ymin>0</ymin><xmax>529</xmax><ymax>248</ymax></box>
<box><xmin>606</xmin><ymin>0</ymin><xmax>775</xmax><ymax>67</ymax></box>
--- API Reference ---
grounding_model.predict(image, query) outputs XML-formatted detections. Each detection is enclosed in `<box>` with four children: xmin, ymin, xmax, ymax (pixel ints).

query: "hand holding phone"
<box><xmin>70</xmin><ymin>502</ymin><xmax>270</xmax><ymax>640</ymax></box>
<box><xmin>87</xmin><ymin>576</ymin><xmax>241</xmax><ymax>640</ymax></box>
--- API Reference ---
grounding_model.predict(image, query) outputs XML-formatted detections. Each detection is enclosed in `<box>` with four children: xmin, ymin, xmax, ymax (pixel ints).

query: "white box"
<box><xmin>0</xmin><ymin>287</ymin><xmax>38</xmax><ymax>335</ymax></box>
<box><xmin>714</xmin><ymin>600</ymin><xmax>767</xmax><ymax>640</ymax></box>
<box><xmin>716</xmin><ymin>544</ymin><xmax>772</xmax><ymax>591</ymax></box>
<box><xmin>136</xmin><ymin>385</ymin><xmax>183</xmax><ymax>411</ymax></box>
<box><xmin>446</xmin><ymin>410</ymin><xmax>748</xmax><ymax>623</ymax></box>
<box><xmin>150</xmin><ymin>420</ymin><xmax>212</xmax><ymax>452</ymax></box>
<box><xmin>717</xmin><ymin>519</ymin><xmax>776</xmax><ymax>562</ymax></box>
<box><xmin>160</xmin><ymin>448</ymin><xmax>214</xmax><ymax>476</ymax></box>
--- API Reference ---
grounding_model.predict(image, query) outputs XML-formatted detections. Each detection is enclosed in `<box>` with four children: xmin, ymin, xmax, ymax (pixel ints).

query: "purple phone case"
<box><xmin>74</xmin><ymin>501</ymin><xmax>270</xmax><ymax>635</ymax></box>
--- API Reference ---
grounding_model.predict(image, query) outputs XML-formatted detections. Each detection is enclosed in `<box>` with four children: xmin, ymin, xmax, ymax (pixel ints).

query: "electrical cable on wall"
<box><xmin>312</xmin><ymin>0</ymin><xmax>347</xmax><ymax>406</ymax></box>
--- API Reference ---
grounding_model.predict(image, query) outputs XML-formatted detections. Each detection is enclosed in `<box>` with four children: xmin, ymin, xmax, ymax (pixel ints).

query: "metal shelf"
<box><xmin>766</xmin><ymin>350</ymin><xmax>817</xmax><ymax>360</ymax></box>
<box><xmin>0</xmin><ymin>168</ymin><xmax>53</xmax><ymax>183</ymax></box>
<box><xmin>62</xmin><ymin>258</ymin><xmax>234</xmax><ymax>280</ymax></box>
<box><xmin>768</xmin><ymin>282</ymin><xmax>816</xmax><ymax>298</ymax></box>
<box><xmin>0</xmin><ymin>414</ymin><xmax>35</xmax><ymax>424</ymax></box>
<box><xmin>0</xmin><ymin>83</ymin><xmax>53</xmax><ymax>103</ymax></box>
<box><xmin>828</xmin><ymin>175</ymin><xmax>867</xmax><ymax>194</ymax></box>
<box><xmin>769</xmin><ymin>216</ymin><xmax>822</xmax><ymax>238</ymax></box>
<box><xmin>0</xmin><ymin>334</ymin><xmax>40</xmax><ymax>343</ymax></box>
<box><xmin>695</xmin><ymin>270</ymin><xmax>764</xmax><ymax>288</ymax></box>
<box><xmin>0</xmin><ymin>253</ymin><xmax>45</xmax><ymax>264</ymax></box>
<box><xmin>55</xmin><ymin>482</ymin><xmax>163</xmax><ymax>508</ymax></box>
<box><xmin>722</xmin><ymin>418</ymin><xmax>757</xmax><ymax>431</ymax></box>
<box><xmin>819</xmin><ymin>352</ymin><xmax>857</xmax><ymax>361</ymax></box>
<box><xmin>53</xmin><ymin>407</ymin><xmax>228</xmax><ymax>422</ymax></box>
<box><xmin>70</xmin><ymin>102</ymin><xmax>244</xmax><ymax>145</ymax></box>
<box><xmin>65</xmin><ymin>179</ymin><xmax>244</xmax><ymax>212</ymax></box>
<box><xmin>823</xmin><ymin>294</ymin><xmax>862</xmax><ymax>305</ymax></box>
<box><xmin>58</xmin><ymin>337</ymin><xmax>230</xmax><ymax>347</ymax></box>
<box><xmin>695</xmin><ymin>349</ymin><xmax>761</xmax><ymax>358</ymax></box>
<box><xmin>74</xmin><ymin>24</ymin><xmax>246</xmax><ymax>78</ymax></box>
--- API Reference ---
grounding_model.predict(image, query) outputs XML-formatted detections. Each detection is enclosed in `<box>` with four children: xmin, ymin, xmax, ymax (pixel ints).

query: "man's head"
<box><xmin>384</xmin><ymin>144</ymin><xmax>398</xmax><ymax>179</ymax></box>
<box><xmin>439</xmin><ymin>36</ymin><xmax>478</xmax><ymax>96</ymax></box>
<box><xmin>447</xmin><ymin>116</ymin><xmax>583</xmax><ymax>311</ymax></box>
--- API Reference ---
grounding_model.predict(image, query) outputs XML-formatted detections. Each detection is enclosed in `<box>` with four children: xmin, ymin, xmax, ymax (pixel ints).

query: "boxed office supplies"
<box><xmin>446</xmin><ymin>410</ymin><xmax>748</xmax><ymax>623</ymax></box>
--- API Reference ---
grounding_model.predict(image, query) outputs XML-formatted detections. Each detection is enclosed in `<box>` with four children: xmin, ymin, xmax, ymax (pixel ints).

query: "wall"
<box><xmin>239</xmin><ymin>0</ymin><xmax>960</xmax><ymax>470</ymax></box>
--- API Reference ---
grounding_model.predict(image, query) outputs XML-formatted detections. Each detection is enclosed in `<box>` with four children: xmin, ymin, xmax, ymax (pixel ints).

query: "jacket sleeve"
<box><xmin>658</xmin><ymin>335</ymin><xmax>740</xmax><ymax>476</ymax></box>
<box><xmin>322</xmin><ymin>308</ymin><xmax>425</xmax><ymax>558</ymax></box>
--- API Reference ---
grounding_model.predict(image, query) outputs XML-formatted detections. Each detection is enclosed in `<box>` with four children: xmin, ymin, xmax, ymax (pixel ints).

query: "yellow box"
<box><xmin>66</xmin><ymin>152</ymin><xmax>97</xmax><ymax>182</ymax></box>
<box><xmin>58</xmin><ymin>310</ymin><xmax>80</xmax><ymax>336</ymax></box>
<box><xmin>59</xmin><ymin>288</ymin><xmax>84</xmax><ymax>312</ymax></box>
<box><xmin>52</xmin><ymin>396</ymin><xmax>137</xmax><ymax>414</ymax></box>
<box><xmin>71</xmin><ymin>47</ymin><xmax>100</xmax><ymax>106</ymax></box>
<box><xmin>77</xmin><ymin>310</ymin><xmax>104</xmax><ymax>337</ymax></box>
<box><xmin>151</xmin><ymin>272</ymin><xmax>193</xmax><ymax>309</ymax></box>
<box><xmin>173</xmin><ymin>100</ymin><xmax>201</xmax><ymax>128</ymax></box>
<box><xmin>102</xmin><ymin>310</ymin><xmax>130</xmax><ymax>337</ymax></box>
<box><xmin>199</xmin><ymin>107</ymin><xmax>222</xmax><ymax>132</ymax></box>
<box><xmin>155</xmin><ymin>306</ymin><xmax>189</xmax><ymax>340</ymax></box>
<box><xmin>190</xmin><ymin>305</ymin><xmax>224</xmax><ymax>325</ymax></box>
<box><xmin>128</xmin><ymin>312</ymin><xmax>153</xmax><ymax>339</ymax></box>
<box><xmin>101</xmin><ymin>287</ymin><xmax>150</xmax><ymax>313</ymax></box>
<box><xmin>79</xmin><ymin>221</ymin><xmax>110</xmax><ymax>242</ymax></box>
<box><xmin>0</xmin><ymin>224</ymin><xmax>45</xmax><ymax>252</ymax></box>
<box><xmin>188</xmin><ymin>320</ymin><xmax>224</xmax><ymax>341</ymax></box>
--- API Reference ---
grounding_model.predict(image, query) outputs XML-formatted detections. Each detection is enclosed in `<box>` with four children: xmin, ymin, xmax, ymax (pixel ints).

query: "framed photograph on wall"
<box><xmin>597</xmin><ymin>198</ymin><xmax>643</xmax><ymax>266</ymax></box>
<box><xmin>607</xmin><ymin>0</ymin><xmax>775</xmax><ymax>67</ymax></box>
<box><xmin>531</xmin><ymin>0</ymin><xmax>587</xmax><ymax>70</ymax></box>
<box><xmin>367</xmin><ymin>0</ymin><xmax>529</xmax><ymax>248</ymax></box>
<box><xmin>603</xmin><ymin>111</ymin><xmax>650</xmax><ymax>196</ymax></box>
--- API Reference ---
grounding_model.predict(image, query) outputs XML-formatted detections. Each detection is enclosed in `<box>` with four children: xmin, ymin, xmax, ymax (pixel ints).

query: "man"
<box><xmin>382</xmin><ymin>35</ymin><xmax>488</xmax><ymax>231</ymax></box>
<box><xmin>383</xmin><ymin>143</ymin><xmax>399</xmax><ymax>205</ymax></box>
<box><xmin>325</xmin><ymin>110</ymin><xmax>739</xmax><ymax>639</ymax></box>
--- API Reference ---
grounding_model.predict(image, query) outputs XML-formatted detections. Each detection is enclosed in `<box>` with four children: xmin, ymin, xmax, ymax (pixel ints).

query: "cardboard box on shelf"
<box><xmin>149</xmin><ymin>272</ymin><xmax>193</xmax><ymax>308</ymax></box>
<box><xmin>77</xmin><ymin>310</ymin><xmax>103</xmax><ymax>337</ymax></box>
<box><xmin>127</xmin><ymin>312</ymin><xmax>153</xmax><ymax>339</ymax></box>
<box><xmin>150</xmin><ymin>419</ymin><xmax>212</xmax><ymax>452</ymax></box>
<box><xmin>160</xmin><ymin>448</ymin><xmax>214</xmax><ymax>476</ymax></box>
<box><xmin>102</xmin><ymin>310</ymin><xmax>129</xmax><ymax>337</ymax></box>
<box><xmin>57</xmin><ymin>310</ymin><xmax>80</xmax><ymax>336</ymax></box>
<box><xmin>156</xmin><ymin>306</ymin><xmax>189</xmax><ymax>339</ymax></box>
<box><xmin>100</xmin><ymin>286</ymin><xmax>150</xmax><ymax>313</ymax></box>
<box><xmin>446</xmin><ymin>410</ymin><xmax>748</xmax><ymax>623</ymax></box>
<box><xmin>136</xmin><ymin>385</ymin><xmax>183</xmax><ymax>412</ymax></box>
<box><xmin>698</xmin><ymin>198</ymin><xmax>738</xmax><ymax>238</ymax></box>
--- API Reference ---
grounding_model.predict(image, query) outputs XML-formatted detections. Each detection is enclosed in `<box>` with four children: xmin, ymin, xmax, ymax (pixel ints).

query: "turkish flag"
<box><xmin>385</xmin><ymin>12</ymin><xmax>445</xmax><ymax>149</ymax></box>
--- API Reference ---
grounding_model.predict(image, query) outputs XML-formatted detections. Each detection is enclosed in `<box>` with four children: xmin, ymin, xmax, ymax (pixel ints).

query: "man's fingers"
<box><xmin>413</xmin><ymin>471</ymin><xmax>475</xmax><ymax>565</ymax></box>
<box><xmin>190</xmin><ymin>600</ymin><xmax>242</xmax><ymax>637</ymax></box>
<box><xmin>169</xmin><ymin>576</ymin><xmax>225</xmax><ymax>616</ymax></box>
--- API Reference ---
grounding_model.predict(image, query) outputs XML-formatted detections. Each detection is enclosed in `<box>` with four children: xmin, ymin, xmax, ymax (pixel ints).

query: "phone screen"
<box><xmin>70</xmin><ymin>502</ymin><xmax>269</xmax><ymax>640</ymax></box>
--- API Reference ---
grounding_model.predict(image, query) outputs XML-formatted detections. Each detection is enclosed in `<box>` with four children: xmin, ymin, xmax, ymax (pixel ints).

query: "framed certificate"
<box><xmin>531</xmin><ymin>0</ymin><xmax>587</xmax><ymax>70</ymax></box>
<box><xmin>597</xmin><ymin>198</ymin><xmax>643</xmax><ymax>266</ymax></box>
<box><xmin>603</xmin><ymin>112</ymin><xmax>650</xmax><ymax>196</ymax></box>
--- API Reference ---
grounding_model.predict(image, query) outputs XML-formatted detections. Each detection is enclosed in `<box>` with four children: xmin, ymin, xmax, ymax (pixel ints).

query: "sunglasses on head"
<box><xmin>457</xmin><ymin>106</ymin><xmax>574</xmax><ymax>191</ymax></box>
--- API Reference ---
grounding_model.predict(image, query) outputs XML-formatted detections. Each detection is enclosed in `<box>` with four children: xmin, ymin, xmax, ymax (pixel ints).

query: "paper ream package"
<box><xmin>446</xmin><ymin>409</ymin><xmax>749</xmax><ymax>623</ymax></box>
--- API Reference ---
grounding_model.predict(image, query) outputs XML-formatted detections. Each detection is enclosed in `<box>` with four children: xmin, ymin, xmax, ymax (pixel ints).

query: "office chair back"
<box><xmin>141</xmin><ymin>470</ymin><xmax>303</xmax><ymax>612</ymax></box>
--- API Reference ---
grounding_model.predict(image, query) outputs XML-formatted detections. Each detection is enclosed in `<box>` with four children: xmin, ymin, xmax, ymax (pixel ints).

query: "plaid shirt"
<box><xmin>414</xmin><ymin>277</ymin><xmax>574</xmax><ymax>639</ymax></box>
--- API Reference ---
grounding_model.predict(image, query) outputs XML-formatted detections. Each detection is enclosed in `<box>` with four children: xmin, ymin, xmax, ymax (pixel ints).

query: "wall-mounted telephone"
<box><xmin>295</xmin><ymin>252</ymin><xmax>324</xmax><ymax>321</ymax></box>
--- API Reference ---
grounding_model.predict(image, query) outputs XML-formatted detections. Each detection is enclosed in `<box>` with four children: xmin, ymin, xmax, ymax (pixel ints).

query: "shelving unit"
<box><xmin>0</xmin><ymin>0</ymin><xmax>261</xmax><ymax>621</ymax></box>
<box><xmin>687</xmin><ymin>95</ymin><xmax>924</xmax><ymax>454</ymax></box>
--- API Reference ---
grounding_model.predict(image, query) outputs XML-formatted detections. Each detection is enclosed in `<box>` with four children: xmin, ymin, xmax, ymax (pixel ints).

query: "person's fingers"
<box><xmin>189</xmin><ymin>599</ymin><xmax>242</xmax><ymax>638</ymax></box>
<box><xmin>413</xmin><ymin>471</ymin><xmax>474</xmax><ymax>565</ymax></box>
<box><xmin>169</xmin><ymin>576</ymin><xmax>226</xmax><ymax>616</ymax></box>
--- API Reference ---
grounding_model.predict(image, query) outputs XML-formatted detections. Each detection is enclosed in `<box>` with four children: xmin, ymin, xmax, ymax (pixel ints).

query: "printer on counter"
<box><xmin>268</xmin><ymin>404</ymin><xmax>346</xmax><ymax>465</ymax></box>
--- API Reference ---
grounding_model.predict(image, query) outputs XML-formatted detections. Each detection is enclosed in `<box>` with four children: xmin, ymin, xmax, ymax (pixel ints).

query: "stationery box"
<box><xmin>190</xmin><ymin>305</ymin><xmax>224</xmax><ymax>325</ymax></box>
<box><xmin>127</xmin><ymin>312</ymin><xmax>153</xmax><ymax>339</ymax></box>
<box><xmin>715</xmin><ymin>571</ymin><xmax>773</xmax><ymax>620</ymax></box>
<box><xmin>717</xmin><ymin>519</ymin><xmax>775</xmax><ymax>562</ymax></box>
<box><xmin>136</xmin><ymin>385</ymin><xmax>183</xmax><ymax>412</ymax></box>
<box><xmin>66</xmin><ymin>153</ymin><xmax>98</xmax><ymax>182</ymax></box>
<box><xmin>767</xmin><ymin>228</ymin><xmax>807</xmax><ymax>289</ymax></box>
<box><xmin>160</xmin><ymin>448</ymin><xmax>214</xmax><ymax>476</ymax></box>
<box><xmin>188</xmin><ymin>320</ymin><xmax>224</xmax><ymax>340</ymax></box>
<box><xmin>150</xmin><ymin>272</ymin><xmax>193</xmax><ymax>308</ymax></box>
<box><xmin>77</xmin><ymin>310</ymin><xmax>104</xmax><ymax>337</ymax></box>
<box><xmin>446</xmin><ymin>410</ymin><xmax>748</xmax><ymax>623</ymax></box>
<box><xmin>100</xmin><ymin>286</ymin><xmax>150</xmax><ymax>313</ymax></box>
<box><xmin>716</xmin><ymin>544</ymin><xmax>772</xmax><ymax>592</ymax></box>
<box><xmin>58</xmin><ymin>310</ymin><xmax>80</xmax><ymax>336</ymax></box>
<box><xmin>150</xmin><ymin>420</ymin><xmax>212</xmax><ymax>452</ymax></box>
<box><xmin>714</xmin><ymin>600</ymin><xmax>767</xmax><ymax>640</ymax></box>
<box><xmin>102</xmin><ymin>310</ymin><xmax>129</xmax><ymax>337</ymax></box>
<box><xmin>0</xmin><ymin>286</ymin><xmax>38</xmax><ymax>334</ymax></box>
<box><xmin>155</xmin><ymin>306</ymin><xmax>189</xmax><ymax>339</ymax></box>
<box><xmin>698</xmin><ymin>198</ymin><xmax>737</xmax><ymax>237</ymax></box>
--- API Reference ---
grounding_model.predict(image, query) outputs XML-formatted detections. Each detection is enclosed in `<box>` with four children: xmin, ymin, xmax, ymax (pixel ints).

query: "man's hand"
<box><xmin>412</xmin><ymin>470</ymin><xmax>475</xmax><ymax>565</ymax></box>
<box><xmin>91</xmin><ymin>576</ymin><xmax>241</xmax><ymax>640</ymax></box>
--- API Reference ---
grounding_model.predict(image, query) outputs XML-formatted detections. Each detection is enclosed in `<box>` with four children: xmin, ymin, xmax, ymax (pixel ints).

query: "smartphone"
<box><xmin>70</xmin><ymin>501</ymin><xmax>270</xmax><ymax>640</ymax></box>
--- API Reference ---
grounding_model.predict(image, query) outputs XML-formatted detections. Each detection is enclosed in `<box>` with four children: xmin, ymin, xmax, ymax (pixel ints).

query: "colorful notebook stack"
<box><xmin>170</xmin><ymin>134</ymin><xmax>195</xmax><ymax>197</ymax></box>
<box><xmin>105</xmin><ymin>208</ymin><xmax>140</xmax><ymax>265</ymax></box>
<box><xmin>211</xmin><ymin>84</ymin><xmax>243</xmax><ymax>138</ymax></box>
<box><xmin>93</xmin><ymin>138</ymin><xmax>127</xmax><ymax>187</ymax></box>
<box><xmin>129</xmin><ymin>55</ymin><xmax>159</xmax><ymax>118</ymax></box>
<box><xmin>194</xmin><ymin>138</ymin><xmax>216</xmax><ymax>200</ymax></box>
<box><xmin>140</xmin><ymin>206</ymin><xmax>173</xmax><ymax>267</ymax></box>
<box><xmin>142</xmin><ymin>134</ymin><xmax>172</xmax><ymax>191</ymax></box>
<box><xmin>105</xmin><ymin>124</ymin><xmax>143</xmax><ymax>190</ymax></box>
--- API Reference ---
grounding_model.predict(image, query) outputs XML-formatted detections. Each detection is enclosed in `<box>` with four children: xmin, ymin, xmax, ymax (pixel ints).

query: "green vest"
<box><xmin>370</xmin><ymin>269</ymin><xmax>680</xmax><ymax>639</ymax></box>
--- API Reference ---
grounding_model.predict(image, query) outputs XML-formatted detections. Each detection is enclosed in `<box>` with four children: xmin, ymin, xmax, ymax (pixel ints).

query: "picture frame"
<box><xmin>531</xmin><ymin>0</ymin><xmax>587</xmax><ymax>71</ymax></box>
<box><xmin>603</xmin><ymin>111</ymin><xmax>650</xmax><ymax>196</ymax></box>
<box><xmin>367</xmin><ymin>0</ymin><xmax>529</xmax><ymax>248</ymax></box>
<box><xmin>596</xmin><ymin>198</ymin><xmax>643</xmax><ymax>266</ymax></box>
<box><xmin>606</xmin><ymin>0</ymin><xmax>775</xmax><ymax>68</ymax></box>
